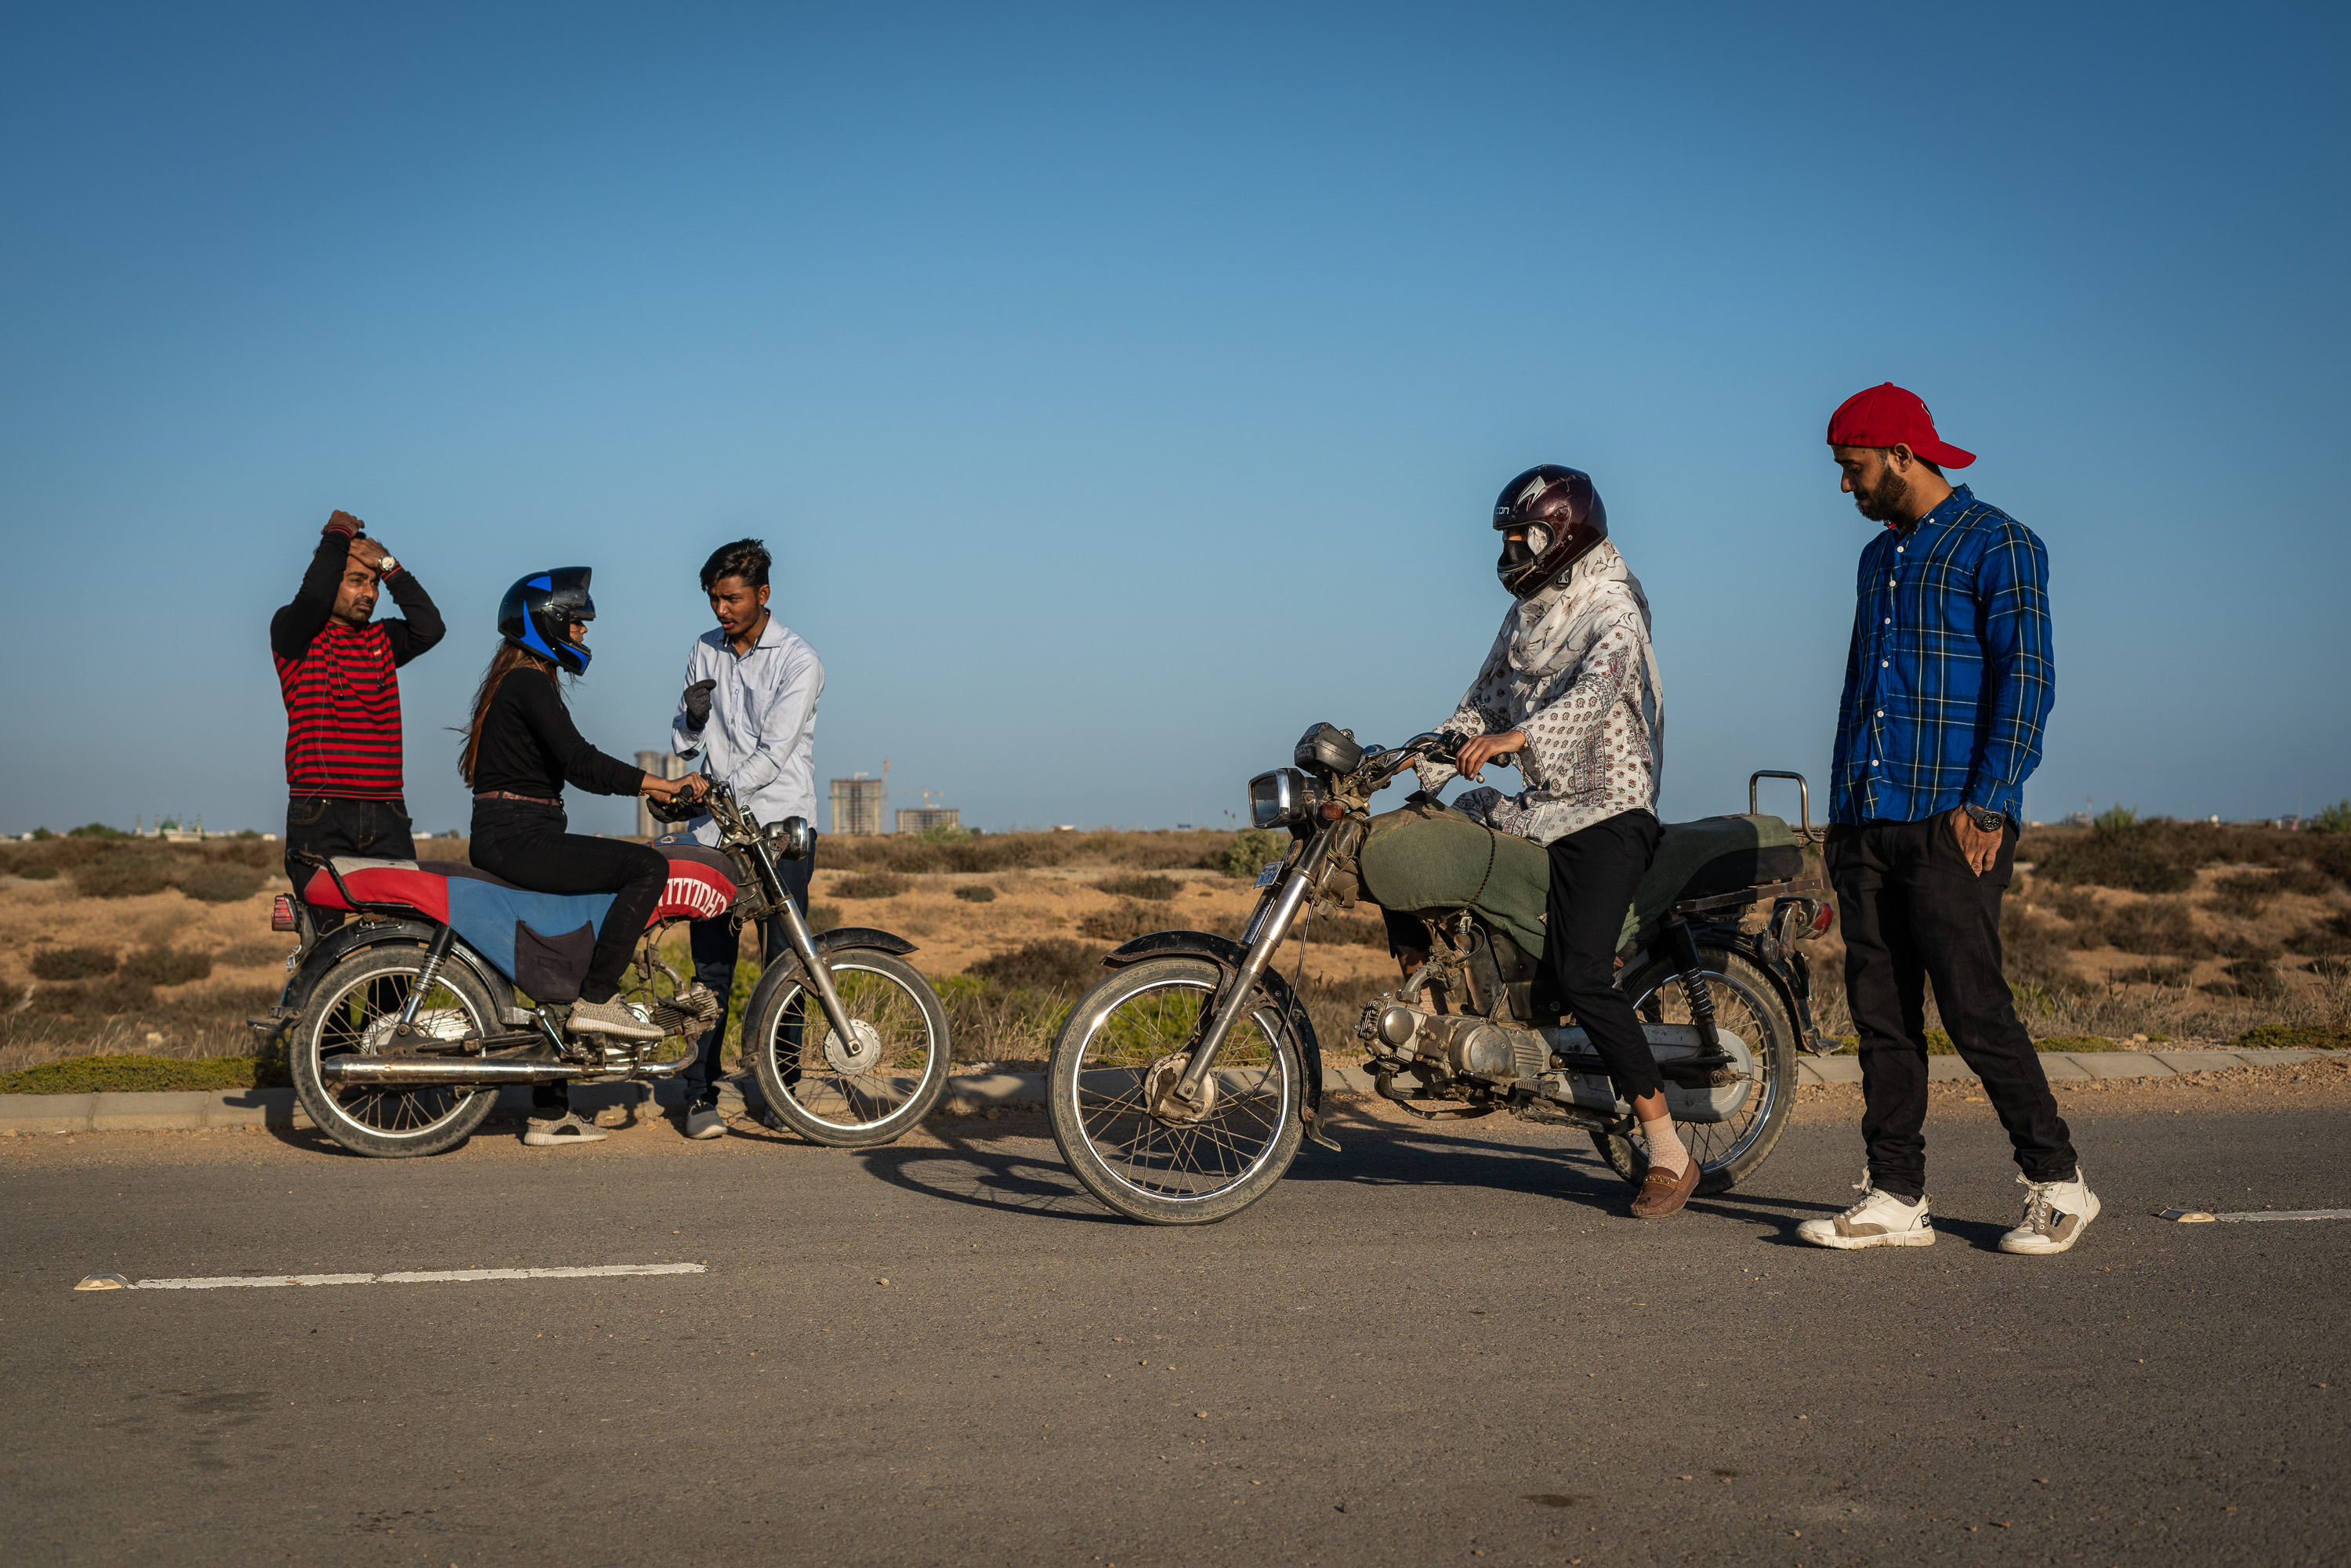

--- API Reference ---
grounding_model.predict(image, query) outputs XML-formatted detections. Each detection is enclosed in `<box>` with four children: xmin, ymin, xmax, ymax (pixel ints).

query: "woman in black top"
<box><xmin>457</xmin><ymin>586</ymin><xmax>702</xmax><ymax>1101</ymax></box>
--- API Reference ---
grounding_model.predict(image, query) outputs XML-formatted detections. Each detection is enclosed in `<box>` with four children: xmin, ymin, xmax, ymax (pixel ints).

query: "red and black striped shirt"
<box><xmin>271</xmin><ymin>531</ymin><xmax>444</xmax><ymax>799</ymax></box>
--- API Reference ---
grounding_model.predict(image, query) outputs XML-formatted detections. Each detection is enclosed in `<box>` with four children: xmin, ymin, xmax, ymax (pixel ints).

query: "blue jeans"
<box><xmin>683</xmin><ymin>840</ymin><xmax>816</xmax><ymax>1106</ymax></box>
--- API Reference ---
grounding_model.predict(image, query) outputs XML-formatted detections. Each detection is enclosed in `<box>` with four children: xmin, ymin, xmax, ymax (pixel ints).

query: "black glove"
<box><xmin>682</xmin><ymin>678</ymin><xmax>716</xmax><ymax>730</ymax></box>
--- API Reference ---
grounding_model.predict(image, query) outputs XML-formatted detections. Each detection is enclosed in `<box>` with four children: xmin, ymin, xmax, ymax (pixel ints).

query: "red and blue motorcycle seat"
<box><xmin>299</xmin><ymin>849</ymin><xmax>738</xmax><ymax>1003</ymax></box>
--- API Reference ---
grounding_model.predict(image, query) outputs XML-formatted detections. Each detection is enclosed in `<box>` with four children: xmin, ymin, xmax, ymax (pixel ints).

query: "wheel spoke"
<box><xmin>1062</xmin><ymin>972</ymin><xmax>1295</xmax><ymax>1203</ymax></box>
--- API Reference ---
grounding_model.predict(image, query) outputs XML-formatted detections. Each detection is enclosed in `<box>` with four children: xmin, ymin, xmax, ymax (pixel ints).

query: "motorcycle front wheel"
<box><xmin>290</xmin><ymin>945</ymin><xmax>502</xmax><ymax>1158</ymax></box>
<box><xmin>1047</xmin><ymin>955</ymin><xmax>1305</xmax><ymax>1226</ymax></box>
<box><xmin>743</xmin><ymin>949</ymin><xmax>951</xmax><ymax>1146</ymax></box>
<box><xmin>1591</xmin><ymin>943</ymin><xmax>1796</xmax><ymax>1196</ymax></box>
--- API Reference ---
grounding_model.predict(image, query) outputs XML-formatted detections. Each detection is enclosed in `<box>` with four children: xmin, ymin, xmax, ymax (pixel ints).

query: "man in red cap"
<box><xmin>1796</xmin><ymin>384</ymin><xmax>2096</xmax><ymax>1257</ymax></box>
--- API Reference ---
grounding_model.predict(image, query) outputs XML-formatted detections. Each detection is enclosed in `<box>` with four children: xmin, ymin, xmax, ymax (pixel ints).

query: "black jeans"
<box><xmin>286</xmin><ymin>795</ymin><xmax>415</xmax><ymax>932</ymax></box>
<box><xmin>684</xmin><ymin>835</ymin><xmax>816</xmax><ymax>1106</ymax></box>
<box><xmin>468</xmin><ymin>802</ymin><xmax>668</xmax><ymax>1005</ymax></box>
<box><xmin>1828</xmin><ymin>814</ymin><xmax>2078</xmax><ymax>1199</ymax></box>
<box><xmin>1545</xmin><ymin>809</ymin><xmax>1665</xmax><ymax>1106</ymax></box>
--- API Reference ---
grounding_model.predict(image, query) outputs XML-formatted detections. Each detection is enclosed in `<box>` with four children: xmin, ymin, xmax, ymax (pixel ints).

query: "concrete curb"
<box><xmin>1793</xmin><ymin>1046</ymin><xmax>2336</xmax><ymax>1088</ymax></box>
<box><xmin>2</xmin><ymin>1048</ymin><xmax>2333</xmax><ymax>1135</ymax></box>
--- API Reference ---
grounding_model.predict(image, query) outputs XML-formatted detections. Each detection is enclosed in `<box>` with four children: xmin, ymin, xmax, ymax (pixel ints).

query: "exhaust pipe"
<box><xmin>320</xmin><ymin>1057</ymin><xmax>584</xmax><ymax>1087</ymax></box>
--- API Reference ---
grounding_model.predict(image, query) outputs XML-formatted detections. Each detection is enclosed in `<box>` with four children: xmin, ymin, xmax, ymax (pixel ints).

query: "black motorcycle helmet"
<box><xmin>1493</xmin><ymin>465</ymin><xmax>1608</xmax><ymax>597</ymax></box>
<box><xmin>497</xmin><ymin>567</ymin><xmax>596</xmax><ymax>675</ymax></box>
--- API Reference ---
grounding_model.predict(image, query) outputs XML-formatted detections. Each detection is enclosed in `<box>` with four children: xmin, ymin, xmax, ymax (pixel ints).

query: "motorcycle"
<box><xmin>1045</xmin><ymin>724</ymin><xmax>1836</xmax><ymax>1225</ymax></box>
<box><xmin>252</xmin><ymin>780</ymin><xmax>951</xmax><ymax>1158</ymax></box>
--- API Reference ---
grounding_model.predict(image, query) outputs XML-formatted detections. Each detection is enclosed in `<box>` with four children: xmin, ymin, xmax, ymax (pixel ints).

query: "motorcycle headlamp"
<box><xmin>1247</xmin><ymin>768</ymin><xmax>1320</xmax><ymax>831</ymax></box>
<box><xmin>764</xmin><ymin>815</ymin><xmax>814</xmax><ymax>860</ymax></box>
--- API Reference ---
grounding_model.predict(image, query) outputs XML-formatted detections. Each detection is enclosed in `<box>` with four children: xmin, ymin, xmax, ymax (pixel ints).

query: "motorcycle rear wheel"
<box><xmin>290</xmin><ymin>945</ymin><xmax>502</xmax><ymax>1158</ymax></box>
<box><xmin>1047</xmin><ymin>956</ymin><xmax>1305</xmax><ymax>1226</ymax></box>
<box><xmin>1591</xmin><ymin>943</ymin><xmax>1795</xmax><ymax>1196</ymax></box>
<box><xmin>743</xmin><ymin>949</ymin><xmax>951</xmax><ymax>1147</ymax></box>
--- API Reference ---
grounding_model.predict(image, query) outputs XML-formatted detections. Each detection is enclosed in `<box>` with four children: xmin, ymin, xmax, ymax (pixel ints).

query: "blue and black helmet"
<box><xmin>498</xmin><ymin>567</ymin><xmax>596</xmax><ymax>675</ymax></box>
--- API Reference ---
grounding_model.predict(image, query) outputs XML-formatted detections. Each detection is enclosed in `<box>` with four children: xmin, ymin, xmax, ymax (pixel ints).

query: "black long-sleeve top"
<box><xmin>469</xmin><ymin>667</ymin><xmax>645</xmax><ymax>801</ymax></box>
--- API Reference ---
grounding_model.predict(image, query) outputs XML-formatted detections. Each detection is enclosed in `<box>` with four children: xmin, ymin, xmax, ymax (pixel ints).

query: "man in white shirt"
<box><xmin>668</xmin><ymin>538</ymin><xmax>824</xmax><ymax>1138</ymax></box>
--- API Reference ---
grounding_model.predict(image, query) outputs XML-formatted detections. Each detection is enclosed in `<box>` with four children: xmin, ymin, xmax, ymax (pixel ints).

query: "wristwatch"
<box><xmin>375</xmin><ymin>553</ymin><xmax>398</xmax><ymax>574</ymax></box>
<box><xmin>1964</xmin><ymin>805</ymin><xmax>2005</xmax><ymax>833</ymax></box>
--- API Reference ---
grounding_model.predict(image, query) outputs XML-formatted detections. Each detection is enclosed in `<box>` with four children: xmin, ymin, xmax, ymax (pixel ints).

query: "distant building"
<box><xmin>897</xmin><ymin>806</ymin><xmax>962</xmax><ymax>835</ymax></box>
<box><xmin>635</xmin><ymin>751</ymin><xmax>692</xmax><ymax>838</ymax></box>
<box><xmin>831</xmin><ymin>774</ymin><xmax>889</xmax><ymax>836</ymax></box>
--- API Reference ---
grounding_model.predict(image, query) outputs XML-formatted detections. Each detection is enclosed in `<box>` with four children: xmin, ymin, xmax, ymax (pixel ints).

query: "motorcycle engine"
<box><xmin>1357</xmin><ymin>999</ymin><xmax>1547</xmax><ymax>1083</ymax></box>
<box><xmin>647</xmin><ymin>983</ymin><xmax>724</xmax><ymax>1037</ymax></box>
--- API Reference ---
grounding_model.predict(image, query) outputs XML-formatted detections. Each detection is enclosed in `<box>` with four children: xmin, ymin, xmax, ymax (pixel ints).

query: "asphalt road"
<box><xmin>2</xmin><ymin>1092</ymin><xmax>2343</xmax><ymax>1567</ymax></box>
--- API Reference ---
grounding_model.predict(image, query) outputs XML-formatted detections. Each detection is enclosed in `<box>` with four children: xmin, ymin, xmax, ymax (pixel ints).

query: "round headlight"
<box><xmin>765</xmin><ymin>815</ymin><xmax>814</xmax><ymax>860</ymax></box>
<box><xmin>1247</xmin><ymin>769</ymin><xmax>1312</xmax><ymax>830</ymax></box>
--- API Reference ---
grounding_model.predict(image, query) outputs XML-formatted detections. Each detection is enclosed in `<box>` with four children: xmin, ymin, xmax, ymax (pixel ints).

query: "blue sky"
<box><xmin>3</xmin><ymin>2</ymin><xmax>2345</xmax><ymax>837</ymax></box>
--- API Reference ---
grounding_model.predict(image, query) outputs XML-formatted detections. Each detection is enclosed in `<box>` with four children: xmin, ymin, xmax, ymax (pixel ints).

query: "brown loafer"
<box><xmin>1630</xmin><ymin>1153</ymin><xmax>1703</xmax><ymax>1219</ymax></box>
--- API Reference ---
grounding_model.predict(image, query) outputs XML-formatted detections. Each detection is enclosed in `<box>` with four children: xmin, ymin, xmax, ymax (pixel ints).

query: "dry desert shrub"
<box><xmin>213</xmin><ymin>939</ymin><xmax>294</xmax><ymax>968</ymax></box>
<box><xmin>1096</xmin><ymin>874</ymin><xmax>1178</xmax><ymax>903</ymax></box>
<box><xmin>31</xmin><ymin>945</ymin><xmax>118</xmax><ymax>981</ymax></box>
<box><xmin>2100</xmin><ymin>897</ymin><xmax>2207</xmax><ymax>958</ymax></box>
<box><xmin>121</xmin><ymin>944</ymin><xmax>213</xmax><ymax>986</ymax></box>
<box><xmin>832</xmin><ymin>874</ymin><xmax>907</xmax><ymax>900</ymax></box>
<box><xmin>967</xmin><ymin>938</ymin><xmax>1104</xmax><ymax>994</ymax></box>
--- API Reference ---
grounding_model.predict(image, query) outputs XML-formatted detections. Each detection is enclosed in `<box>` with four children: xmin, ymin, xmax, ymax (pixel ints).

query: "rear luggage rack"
<box><xmin>1672</xmin><ymin>877</ymin><xmax>1824</xmax><ymax>918</ymax></box>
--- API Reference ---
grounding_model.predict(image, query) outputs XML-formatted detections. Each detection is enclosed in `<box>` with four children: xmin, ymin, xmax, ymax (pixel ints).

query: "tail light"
<box><xmin>1807</xmin><ymin>900</ymin><xmax>1835</xmax><ymax>938</ymax></box>
<box><xmin>270</xmin><ymin>895</ymin><xmax>297</xmax><ymax>932</ymax></box>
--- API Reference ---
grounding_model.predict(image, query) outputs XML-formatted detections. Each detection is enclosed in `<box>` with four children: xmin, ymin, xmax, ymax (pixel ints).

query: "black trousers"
<box><xmin>1827</xmin><ymin>814</ymin><xmax>2078</xmax><ymax>1200</ymax></box>
<box><xmin>468</xmin><ymin>802</ymin><xmax>668</xmax><ymax>1005</ymax></box>
<box><xmin>286</xmin><ymin>795</ymin><xmax>415</xmax><ymax>932</ymax></box>
<box><xmin>685</xmin><ymin>835</ymin><xmax>817</xmax><ymax>1105</ymax></box>
<box><xmin>1545</xmin><ymin>809</ymin><xmax>1665</xmax><ymax>1106</ymax></box>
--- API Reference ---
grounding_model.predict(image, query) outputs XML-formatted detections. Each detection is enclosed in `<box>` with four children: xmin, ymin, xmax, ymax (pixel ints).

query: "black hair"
<box><xmin>700</xmin><ymin>538</ymin><xmax>771</xmax><ymax>593</ymax></box>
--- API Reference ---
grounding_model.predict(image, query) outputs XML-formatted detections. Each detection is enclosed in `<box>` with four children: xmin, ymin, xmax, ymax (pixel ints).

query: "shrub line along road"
<box><xmin>2</xmin><ymin>1075</ymin><xmax>2344</xmax><ymax>1566</ymax></box>
<box><xmin>0</xmin><ymin>1047</ymin><xmax>2336</xmax><ymax>1136</ymax></box>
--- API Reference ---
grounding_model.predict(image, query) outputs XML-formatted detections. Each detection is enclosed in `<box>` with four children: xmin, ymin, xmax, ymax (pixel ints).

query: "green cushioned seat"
<box><xmin>1357</xmin><ymin>806</ymin><xmax>1801</xmax><ymax>958</ymax></box>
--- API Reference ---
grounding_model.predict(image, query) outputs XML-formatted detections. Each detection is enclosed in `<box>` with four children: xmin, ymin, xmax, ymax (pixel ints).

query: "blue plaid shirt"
<box><xmin>1831</xmin><ymin>485</ymin><xmax>2054</xmax><ymax>827</ymax></box>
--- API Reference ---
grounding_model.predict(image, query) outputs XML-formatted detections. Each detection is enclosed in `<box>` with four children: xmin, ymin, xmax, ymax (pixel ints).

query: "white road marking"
<box><xmin>113</xmin><ymin>1263</ymin><xmax>706</xmax><ymax>1291</ymax></box>
<box><xmin>2161</xmin><ymin>1208</ymin><xmax>2351</xmax><ymax>1224</ymax></box>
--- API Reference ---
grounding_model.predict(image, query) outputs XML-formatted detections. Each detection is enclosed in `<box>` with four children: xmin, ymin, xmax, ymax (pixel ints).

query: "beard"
<box><xmin>1851</xmin><ymin>465</ymin><xmax>1914</xmax><ymax>523</ymax></box>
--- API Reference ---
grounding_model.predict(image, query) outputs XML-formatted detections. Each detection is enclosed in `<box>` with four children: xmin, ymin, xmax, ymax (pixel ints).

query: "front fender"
<box><xmin>814</xmin><ymin>925</ymin><xmax>915</xmax><ymax>958</ymax></box>
<box><xmin>1103</xmin><ymin>930</ymin><xmax>1329</xmax><ymax>1146</ymax></box>
<box><xmin>737</xmin><ymin>925</ymin><xmax>922</xmax><ymax>1044</ymax></box>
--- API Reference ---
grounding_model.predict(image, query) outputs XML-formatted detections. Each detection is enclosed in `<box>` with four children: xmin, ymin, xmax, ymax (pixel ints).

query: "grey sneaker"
<box><xmin>683</xmin><ymin>1100</ymin><xmax>725</xmax><ymax>1140</ymax></box>
<box><xmin>523</xmin><ymin>1112</ymin><xmax>607</xmax><ymax>1147</ymax></box>
<box><xmin>570</xmin><ymin>998</ymin><xmax>661</xmax><ymax>1041</ymax></box>
<box><xmin>1795</xmin><ymin>1167</ymin><xmax>1934</xmax><ymax>1249</ymax></box>
<box><xmin>1999</xmin><ymin>1169</ymin><xmax>2099</xmax><ymax>1255</ymax></box>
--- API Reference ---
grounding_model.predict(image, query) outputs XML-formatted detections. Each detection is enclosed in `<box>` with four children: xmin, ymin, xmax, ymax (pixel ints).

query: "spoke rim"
<box><xmin>1632</xmin><ymin>965</ymin><xmax>1780</xmax><ymax>1172</ymax></box>
<box><xmin>1064</xmin><ymin>974</ymin><xmax>1293</xmax><ymax>1204</ymax></box>
<box><xmin>312</xmin><ymin>966</ymin><xmax>491</xmax><ymax>1140</ymax></box>
<box><xmin>757</xmin><ymin>961</ymin><xmax>940</xmax><ymax>1132</ymax></box>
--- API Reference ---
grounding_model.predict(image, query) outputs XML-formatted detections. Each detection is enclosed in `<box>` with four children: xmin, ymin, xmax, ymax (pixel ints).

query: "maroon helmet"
<box><xmin>1494</xmin><ymin>465</ymin><xmax>1608</xmax><ymax>597</ymax></box>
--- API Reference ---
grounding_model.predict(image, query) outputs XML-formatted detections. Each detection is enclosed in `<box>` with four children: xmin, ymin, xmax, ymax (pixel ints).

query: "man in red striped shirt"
<box><xmin>270</xmin><ymin>510</ymin><xmax>445</xmax><ymax>910</ymax></box>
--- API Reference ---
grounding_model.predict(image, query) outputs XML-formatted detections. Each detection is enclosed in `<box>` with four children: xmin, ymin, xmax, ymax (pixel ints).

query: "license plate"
<box><xmin>1255</xmin><ymin>862</ymin><xmax>1284</xmax><ymax>889</ymax></box>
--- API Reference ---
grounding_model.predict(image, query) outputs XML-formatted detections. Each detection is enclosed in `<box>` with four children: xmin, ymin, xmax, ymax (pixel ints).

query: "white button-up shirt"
<box><xmin>670</xmin><ymin>617</ymin><xmax>824</xmax><ymax>846</ymax></box>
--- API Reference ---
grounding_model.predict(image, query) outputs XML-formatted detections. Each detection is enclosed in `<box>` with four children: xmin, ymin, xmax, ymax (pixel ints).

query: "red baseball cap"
<box><xmin>1826</xmin><ymin>382</ymin><xmax>1975</xmax><ymax>469</ymax></box>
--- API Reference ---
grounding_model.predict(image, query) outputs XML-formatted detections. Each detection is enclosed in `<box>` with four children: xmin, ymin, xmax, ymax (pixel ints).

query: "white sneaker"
<box><xmin>1795</xmin><ymin>1168</ymin><xmax>1935</xmax><ymax>1249</ymax></box>
<box><xmin>522</xmin><ymin>1112</ymin><xmax>607</xmax><ymax>1147</ymax></box>
<box><xmin>1998</xmin><ymin>1169</ymin><xmax>2099</xmax><ymax>1255</ymax></box>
